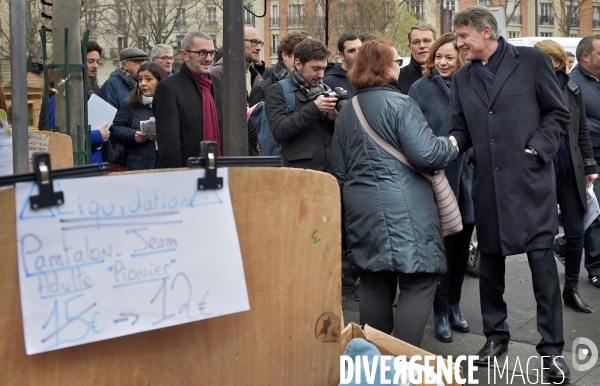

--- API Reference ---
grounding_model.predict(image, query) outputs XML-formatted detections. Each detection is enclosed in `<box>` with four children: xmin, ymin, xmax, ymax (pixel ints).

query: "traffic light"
<box><xmin>41</xmin><ymin>0</ymin><xmax>53</xmax><ymax>31</ymax></box>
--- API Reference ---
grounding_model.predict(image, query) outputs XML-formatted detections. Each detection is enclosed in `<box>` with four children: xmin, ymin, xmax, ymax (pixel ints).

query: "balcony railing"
<box><xmin>538</xmin><ymin>15</ymin><xmax>554</xmax><ymax>25</ymax></box>
<box><xmin>594</xmin><ymin>19</ymin><xmax>600</xmax><ymax>28</ymax></box>
<box><xmin>270</xmin><ymin>17</ymin><xmax>280</xmax><ymax>27</ymax></box>
<box><xmin>569</xmin><ymin>18</ymin><xmax>580</xmax><ymax>28</ymax></box>
<box><xmin>508</xmin><ymin>15</ymin><xmax>522</xmax><ymax>25</ymax></box>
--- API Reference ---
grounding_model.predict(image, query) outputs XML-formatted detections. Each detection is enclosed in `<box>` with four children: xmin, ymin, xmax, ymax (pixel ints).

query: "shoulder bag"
<box><xmin>352</xmin><ymin>96</ymin><xmax>463</xmax><ymax>237</ymax></box>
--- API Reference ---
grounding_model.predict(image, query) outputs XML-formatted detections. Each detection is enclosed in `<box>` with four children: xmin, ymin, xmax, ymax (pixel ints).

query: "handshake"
<box><xmin>449</xmin><ymin>136</ymin><xmax>459</xmax><ymax>152</ymax></box>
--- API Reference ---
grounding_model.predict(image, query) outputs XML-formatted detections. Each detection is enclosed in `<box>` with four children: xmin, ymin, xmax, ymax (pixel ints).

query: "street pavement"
<box><xmin>342</xmin><ymin>249</ymin><xmax>600</xmax><ymax>385</ymax></box>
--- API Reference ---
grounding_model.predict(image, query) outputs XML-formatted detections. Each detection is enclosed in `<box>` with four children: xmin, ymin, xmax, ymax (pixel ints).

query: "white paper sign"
<box><xmin>15</xmin><ymin>168</ymin><xmax>249</xmax><ymax>355</ymax></box>
<box><xmin>584</xmin><ymin>184</ymin><xmax>600</xmax><ymax>231</ymax></box>
<box><xmin>0</xmin><ymin>109</ymin><xmax>13</xmax><ymax>176</ymax></box>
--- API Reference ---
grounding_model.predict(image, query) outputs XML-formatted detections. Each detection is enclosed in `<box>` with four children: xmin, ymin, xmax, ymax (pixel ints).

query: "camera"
<box><xmin>316</xmin><ymin>87</ymin><xmax>348</xmax><ymax>111</ymax></box>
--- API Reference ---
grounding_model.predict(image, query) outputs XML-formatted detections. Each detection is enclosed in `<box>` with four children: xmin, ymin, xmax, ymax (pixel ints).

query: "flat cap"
<box><xmin>119</xmin><ymin>47</ymin><xmax>148</xmax><ymax>61</ymax></box>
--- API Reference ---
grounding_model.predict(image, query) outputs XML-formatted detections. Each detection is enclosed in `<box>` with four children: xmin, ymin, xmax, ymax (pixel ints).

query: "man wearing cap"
<box><xmin>100</xmin><ymin>47</ymin><xmax>148</xmax><ymax>110</ymax></box>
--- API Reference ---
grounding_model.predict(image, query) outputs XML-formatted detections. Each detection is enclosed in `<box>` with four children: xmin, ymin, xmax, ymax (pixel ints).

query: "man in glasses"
<box><xmin>399</xmin><ymin>23</ymin><xmax>436</xmax><ymax>94</ymax></box>
<box><xmin>153</xmin><ymin>31</ymin><xmax>223</xmax><ymax>168</ymax></box>
<box><xmin>151</xmin><ymin>44</ymin><xmax>177</xmax><ymax>76</ymax></box>
<box><xmin>210</xmin><ymin>27</ymin><xmax>264</xmax><ymax>99</ymax></box>
<box><xmin>100</xmin><ymin>47</ymin><xmax>148</xmax><ymax>110</ymax></box>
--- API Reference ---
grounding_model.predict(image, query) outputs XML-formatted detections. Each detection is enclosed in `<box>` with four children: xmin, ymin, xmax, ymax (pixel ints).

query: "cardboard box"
<box><xmin>340</xmin><ymin>323</ymin><xmax>465</xmax><ymax>386</ymax></box>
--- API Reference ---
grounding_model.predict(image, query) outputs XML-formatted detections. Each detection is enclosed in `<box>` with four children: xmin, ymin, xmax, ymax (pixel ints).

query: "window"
<box><xmin>137</xmin><ymin>10</ymin><xmax>147</xmax><ymax>27</ymax></box>
<box><xmin>539</xmin><ymin>3</ymin><xmax>554</xmax><ymax>25</ymax></box>
<box><xmin>271</xmin><ymin>4</ymin><xmax>280</xmax><ymax>27</ymax></box>
<box><xmin>207</xmin><ymin>7</ymin><xmax>217</xmax><ymax>26</ymax></box>
<box><xmin>594</xmin><ymin>7</ymin><xmax>600</xmax><ymax>28</ymax></box>
<box><xmin>570</xmin><ymin>33</ymin><xmax>579</xmax><ymax>37</ymax></box>
<box><xmin>477</xmin><ymin>0</ymin><xmax>490</xmax><ymax>6</ymax></box>
<box><xmin>86</xmin><ymin>12</ymin><xmax>97</xmax><ymax>29</ymax></box>
<box><xmin>117</xmin><ymin>37</ymin><xmax>127</xmax><ymax>51</ymax></box>
<box><xmin>160</xmin><ymin>36</ymin><xmax>167</xmax><ymax>44</ymax></box>
<box><xmin>175</xmin><ymin>35</ymin><xmax>184</xmax><ymax>50</ymax></box>
<box><xmin>443</xmin><ymin>0</ymin><xmax>457</xmax><ymax>12</ymax></box>
<box><xmin>507</xmin><ymin>1</ymin><xmax>521</xmax><ymax>24</ymax></box>
<box><xmin>137</xmin><ymin>36</ymin><xmax>149</xmax><ymax>51</ymax></box>
<box><xmin>271</xmin><ymin>34</ymin><xmax>279</xmax><ymax>55</ymax></box>
<box><xmin>210</xmin><ymin>34</ymin><xmax>217</xmax><ymax>48</ymax></box>
<box><xmin>565</xmin><ymin>6</ymin><xmax>579</xmax><ymax>28</ymax></box>
<box><xmin>117</xmin><ymin>9</ymin><xmax>127</xmax><ymax>28</ymax></box>
<box><xmin>338</xmin><ymin>3</ymin><xmax>346</xmax><ymax>25</ymax></box>
<box><xmin>175</xmin><ymin>8</ymin><xmax>186</xmax><ymax>27</ymax></box>
<box><xmin>244</xmin><ymin>3</ymin><xmax>255</xmax><ymax>27</ymax></box>
<box><xmin>508</xmin><ymin>31</ymin><xmax>520</xmax><ymax>38</ymax></box>
<box><xmin>288</xmin><ymin>4</ymin><xmax>305</xmax><ymax>27</ymax></box>
<box><xmin>540</xmin><ymin>32</ymin><xmax>553</xmax><ymax>37</ymax></box>
<box><xmin>410</xmin><ymin>1</ymin><xmax>424</xmax><ymax>20</ymax></box>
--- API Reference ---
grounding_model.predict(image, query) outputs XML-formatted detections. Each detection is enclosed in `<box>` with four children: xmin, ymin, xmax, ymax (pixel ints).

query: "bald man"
<box><xmin>210</xmin><ymin>27</ymin><xmax>263</xmax><ymax>100</ymax></box>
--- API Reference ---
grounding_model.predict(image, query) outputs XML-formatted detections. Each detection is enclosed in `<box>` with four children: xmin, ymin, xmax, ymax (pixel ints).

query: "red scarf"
<box><xmin>192</xmin><ymin>72</ymin><xmax>221</xmax><ymax>155</ymax></box>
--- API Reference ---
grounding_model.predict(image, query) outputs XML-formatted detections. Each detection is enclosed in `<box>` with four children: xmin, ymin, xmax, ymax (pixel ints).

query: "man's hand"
<box><xmin>586</xmin><ymin>173</ymin><xmax>598</xmax><ymax>187</ymax></box>
<box><xmin>328</xmin><ymin>108</ymin><xmax>339</xmax><ymax>120</ymax></box>
<box><xmin>314</xmin><ymin>95</ymin><xmax>337</xmax><ymax>114</ymax></box>
<box><xmin>135</xmin><ymin>131</ymin><xmax>149</xmax><ymax>144</ymax></box>
<box><xmin>448</xmin><ymin>135</ymin><xmax>459</xmax><ymax>152</ymax></box>
<box><xmin>99</xmin><ymin>122</ymin><xmax>110</xmax><ymax>143</ymax></box>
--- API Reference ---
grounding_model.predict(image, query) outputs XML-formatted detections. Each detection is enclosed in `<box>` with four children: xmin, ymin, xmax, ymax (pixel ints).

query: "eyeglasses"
<box><xmin>410</xmin><ymin>38</ymin><xmax>434</xmax><ymax>46</ymax></box>
<box><xmin>185</xmin><ymin>49</ymin><xmax>218</xmax><ymax>59</ymax></box>
<box><xmin>393</xmin><ymin>58</ymin><xmax>404</xmax><ymax>66</ymax></box>
<box><xmin>245</xmin><ymin>39</ymin><xmax>264</xmax><ymax>48</ymax></box>
<box><xmin>128</xmin><ymin>59</ymin><xmax>147</xmax><ymax>64</ymax></box>
<box><xmin>156</xmin><ymin>56</ymin><xmax>174</xmax><ymax>61</ymax></box>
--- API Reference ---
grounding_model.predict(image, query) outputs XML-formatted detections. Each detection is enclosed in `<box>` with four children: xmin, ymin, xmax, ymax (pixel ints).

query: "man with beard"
<box><xmin>153</xmin><ymin>31</ymin><xmax>223</xmax><ymax>167</ymax></box>
<box><xmin>265</xmin><ymin>39</ymin><xmax>337</xmax><ymax>172</ymax></box>
<box><xmin>211</xmin><ymin>27</ymin><xmax>263</xmax><ymax>100</ymax></box>
<box><xmin>399</xmin><ymin>23</ymin><xmax>436</xmax><ymax>94</ymax></box>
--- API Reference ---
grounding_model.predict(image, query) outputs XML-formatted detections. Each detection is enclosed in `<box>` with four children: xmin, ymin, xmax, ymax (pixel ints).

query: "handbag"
<box><xmin>351</xmin><ymin>97</ymin><xmax>463</xmax><ymax>237</ymax></box>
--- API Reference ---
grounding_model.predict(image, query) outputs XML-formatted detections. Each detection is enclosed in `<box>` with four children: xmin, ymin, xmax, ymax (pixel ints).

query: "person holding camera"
<box><xmin>265</xmin><ymin>39</ymin><xmax>339</xmax><ymax>172</ymax></box>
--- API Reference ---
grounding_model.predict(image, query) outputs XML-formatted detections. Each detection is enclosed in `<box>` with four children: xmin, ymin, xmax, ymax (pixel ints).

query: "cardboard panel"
<box><xmin>0</xmin><ymin>167</ymin><xmax>342</xmax><ymax>385</ymax></box>
<box><xmin>28</xmin><ymin>131</ymin><xmax>73</xmax><ymax>170</ymax></box>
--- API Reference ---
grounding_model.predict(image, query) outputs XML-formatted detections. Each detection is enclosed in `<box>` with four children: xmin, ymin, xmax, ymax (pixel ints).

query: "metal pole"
<box><xmin>9</xmin><ymin>0</ymin><xmax>29</xmax><ymax>174</ymax></box>
<box><xmin>535</xmin><ymin>0</ymin><xmax>539</xmax><ymax>36</ymax></box>
<box><xmin>325</xmin><ymin>0</ymin><xmax>330</xmax><ymax>47</ymax></box>
<box><xmin>222</xmin><ymin>0</ymin><xmax>248</xmax><ymax>156</ymax></box>
<box><xmin>54</xmin><ymin>0</ymin><xmax>85</xmax><ymax>164</ymax></box>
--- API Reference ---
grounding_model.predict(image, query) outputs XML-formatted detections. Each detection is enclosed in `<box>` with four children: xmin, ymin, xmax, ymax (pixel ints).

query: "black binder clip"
<box><xmin>197</xmin><ymin>141</ymin><xmax>223</xmax><ymax>190</ymax></box>
<box><xmin>29</xmin><ymin>152</ymin><xmax>65</xmax><ymax>210</ymax></box>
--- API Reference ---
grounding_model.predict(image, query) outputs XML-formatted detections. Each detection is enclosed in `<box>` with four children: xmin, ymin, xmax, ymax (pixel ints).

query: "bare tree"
<box><xmin>554</xmin><ymin>0</ymin><xmax>589</xmax><ymax>36</ymax></box>
<box><xmin>488</xmin><ymin>0</ymin><xmax>524</xmax><ymax>27</ymax></box>
<box><xmin>0</xmin><ymin>0</ymin><xmax>53</xmax><ymax>58</ymax></box>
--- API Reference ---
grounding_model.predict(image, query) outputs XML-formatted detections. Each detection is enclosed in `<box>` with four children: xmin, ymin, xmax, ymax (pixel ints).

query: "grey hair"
<box><xmin>151</xmin><ymin>44</ymin><xmax>173</xmax><ymax>58</ymax></box>
<box><xmin>576</xmin><ymin>35</ymin><xmax>600</xmax><ymax>62</ymax></box>
<box><xmin>181</xmin><ymin>31</ymin><xmax>213</xmax><ymax>51</ymax></box>
<box><xmin>453</xmin><ymin>6</ymin><xmax>500</xmax><ymax>40</ymax></box>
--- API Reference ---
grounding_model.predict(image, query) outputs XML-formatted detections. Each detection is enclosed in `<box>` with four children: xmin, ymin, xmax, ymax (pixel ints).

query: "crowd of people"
<box><xmin>36</xmin><ymin>6</ymin><xmax>600</xmax><ymax>381</ymax></box>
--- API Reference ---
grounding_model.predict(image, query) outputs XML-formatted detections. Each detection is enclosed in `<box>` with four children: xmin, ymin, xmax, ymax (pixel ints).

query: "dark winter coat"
<box><xmin>111</xmin><ymin>102</ymin><xmax>160</xmax><ymax>170</ymax></box>
<box><xmin>210</xmin><ymin>58</ymin><xmax>262</xmax><ymax>100</ymax></box>
<box><xmin>332</xmin><ymin>84</ymin><xmax>458</xmax><ymax>273</ymax></box>
<box><xmin>323</xmin><ymin>64</ymin><xmax>356</xmax><ymax>99</ymax></box>
<box><xmin>409</xmin><ymin>70</ymin><xmax>475</xmax><ymax>224</ymax></box>
<box><xmin>569</xmin><ymin>64</ymin><xmax>600</xmax><ymax>163</ymax></box>
<box><xmin>449</xmin><ymin>44</ymin><xmax>570</xmax><ymax>256</ymax></box>
<box><xmin>265</xmin><ymin>77</ymin><xmax>335</xmax><ymax>172</ymax></box>
<box><xmin>100</xmin><ymin>68</ymin><xmax>136</xmax><ymax>110</ymax></box>
<box><xmin>557</xmin><ymin>72</ymin><xmax>597</xmax><ymax>209</ymax></box>
<box><xmin>398</xmin><ymin>55</ymin><xmax>424</xmax><ymax>95</ymax></box>
<box><xmin>153</xmin><ymin>63</ymin><xmax>224</xmax><ymax>168</ymax></box>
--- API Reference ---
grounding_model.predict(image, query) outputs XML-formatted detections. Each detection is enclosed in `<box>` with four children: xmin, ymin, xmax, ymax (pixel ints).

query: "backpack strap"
<box><xmin>279</xmin><ymin>79</ymin><xmax>297</xmax><ymax>114</ymax></box>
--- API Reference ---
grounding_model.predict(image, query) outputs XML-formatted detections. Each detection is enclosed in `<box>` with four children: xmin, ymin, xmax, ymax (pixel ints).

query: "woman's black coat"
<box><xmin>112</xmin><ymin>102</ymin><xmax>160</xmax><ymax>170</ymax></box>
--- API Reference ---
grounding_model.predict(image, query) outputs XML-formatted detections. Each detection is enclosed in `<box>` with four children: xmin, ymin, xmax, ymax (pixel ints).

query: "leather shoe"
<box><xmin>473</xmin><ymin>340</ymin><xmax>508</xmax><ymax>365</ymax></box>
<box><xmin>433</xmin><ymin>313</ymin><xmax>452</xmax><ymax>342</ymax></box>
<box><xmin>448</xmin><ymin>303</ymin><xmax>470</xmax><ymax>332</ymax></box>
<box><xmin>543</xmin><ymin>355</ymin><xmax>570</xmax><ymax>380</ymax></box>
<box><xmin>563</xmin><ymin>286</ymin><xmax>592</xmax><ymax>313</ymax></box>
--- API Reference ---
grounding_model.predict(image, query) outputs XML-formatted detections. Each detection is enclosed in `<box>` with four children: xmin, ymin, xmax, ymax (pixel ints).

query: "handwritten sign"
<box><xmin>15</xmin><ymin>168</ymin><xmax>249</xmax><ymax>355</ymax></box>
<box><xmin>28</xmin><ymin>132</ymin><xmax>50</xmax><ymax>166</ymax></box>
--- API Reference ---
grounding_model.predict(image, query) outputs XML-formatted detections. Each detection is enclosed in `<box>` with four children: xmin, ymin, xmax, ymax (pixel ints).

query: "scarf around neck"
<box><xmin>272</xmin><ymin>60</ymin><xmax>289</xmax><ymax>81</ymax></box>
<box><xmin>191</xmin><ymin>71</ymin><xmax>221</xmax><ymax>155</ymax></box>
<box><xmin>472</xmin><ymin>37</ymin><xmax>507</xmax><ymax>99</ymax></box>
<box><xmin>119</xmin><ymin>67</ymin><xmax>138</xmax><ymax>90</ymax></box>
<box><xmin>142</xmin><ymin>95</ymin><xmax>153</xmax><ymax>106</ymax></box>
<box><xmin>289</xmin><ymin>66</ymin><xmax>327</xmax><ymax>100</ymax></box>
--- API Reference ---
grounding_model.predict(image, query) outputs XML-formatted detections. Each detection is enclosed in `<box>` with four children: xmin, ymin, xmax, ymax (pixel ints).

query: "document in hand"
<box><xmin>584</xmin><ymin>184</ymin><xmax>600</xmax><ymax>231</ymax></box>
<box><xmin>88</xmin><ymin>94</ymin><xmax>117</xmax><ymax>131</ymax></box>
<box><xmin>140</xmin><ymin>118</ymin><xmax>156</xmax><ymax>137</ymax></box>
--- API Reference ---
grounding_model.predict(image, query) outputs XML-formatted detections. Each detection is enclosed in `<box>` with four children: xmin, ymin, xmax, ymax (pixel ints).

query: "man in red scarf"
<box><xmin>153</xmin><ymin>31</ymin><xmax>223</xmax><ymax>167</ymax></box>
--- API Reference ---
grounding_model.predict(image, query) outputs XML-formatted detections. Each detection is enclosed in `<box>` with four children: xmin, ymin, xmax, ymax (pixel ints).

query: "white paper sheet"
<box><xmin>87</xmin><ymin>94</ymin><xmax>117</xmax><ymax>131</ymax></box>
<box><xmin>0</xmin><ymin>109</ymin><xmax>13</xmax><ymax>176</ymax></box>
<box><xmin>15</xmin><ymin>168</ymin><xmax>249</xmax><ymax>355</ymax></box>
<box><xmin>584</xmin><ymin>184</ymin><xmax>600</xmax><ymax>231</ymax></box>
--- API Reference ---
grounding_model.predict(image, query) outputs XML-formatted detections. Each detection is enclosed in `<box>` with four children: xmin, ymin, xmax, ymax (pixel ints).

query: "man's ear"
<box><xmin>294</xmin><ymin>57</ymin><xmax>301</xmax><ymax>69</ymax></box>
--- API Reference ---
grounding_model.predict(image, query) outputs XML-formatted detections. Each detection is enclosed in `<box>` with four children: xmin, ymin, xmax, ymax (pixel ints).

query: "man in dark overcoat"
<box><xmin>448</xmin><ymin>7</ymin><xmax>572</xmax><ymax>381</ymax></box>
<box><xmin>153</xmin><ymin>31</ymin><xmax>223</xmax><ymax>168</ymax></box>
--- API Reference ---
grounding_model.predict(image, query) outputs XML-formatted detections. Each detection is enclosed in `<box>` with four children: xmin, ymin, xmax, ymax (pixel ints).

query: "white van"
<box><xmin>507</xmin><ymin>37</ymin><xmax>581</xmax><ymax>56</ymax></box>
